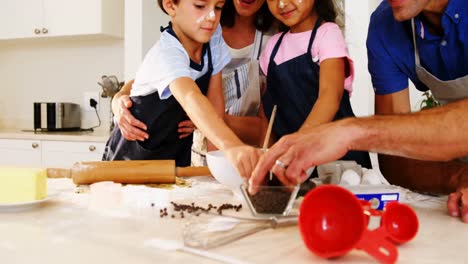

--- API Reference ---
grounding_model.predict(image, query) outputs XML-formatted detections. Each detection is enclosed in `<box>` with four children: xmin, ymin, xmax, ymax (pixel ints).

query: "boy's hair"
<box><xmin>158</xmin><ymin>0</ymin><xmax>179</xmax><ymax>14</ymax></box>
<box><xmin>221</xmin><ymin>0</ymin><xmax>275</xmax><ymax>32</ymax></box>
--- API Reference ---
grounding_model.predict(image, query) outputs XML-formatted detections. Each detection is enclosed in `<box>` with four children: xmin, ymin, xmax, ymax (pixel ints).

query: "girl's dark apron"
<box><xmin>102</xmin><ymin>25</ymin><xmax>213</xmax><ymax>166</ymax></box>
<box><xmin>262</xmin><ymin>18</ymin><xmax>372</xmax><ymax>168</ymax></box>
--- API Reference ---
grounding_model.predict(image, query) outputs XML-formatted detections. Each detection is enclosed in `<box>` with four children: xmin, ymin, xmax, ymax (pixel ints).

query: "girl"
<box><xmin>191</xmin><ymin>0</ymin><xmax>278</xmax><ymax>165</ymax></box>
<box><xmin>103</xmin><ymin>0</ymin><xmax>261</xmax><ymax>178</ymax></box>
<box><xmin>259</xmin><ymin>0</ymin><xmax>372</xmax><ymax>177</ymax></box>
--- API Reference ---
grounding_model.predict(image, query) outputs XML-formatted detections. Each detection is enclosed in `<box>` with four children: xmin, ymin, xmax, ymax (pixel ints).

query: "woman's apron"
<box><xmin>103</xmin><ymin>25</ymin><xmax>213</xmax><ymax>167</ymax></box>
<box><xmin>411</xmin><ymin>18</ymin><xmax>468</xmax><ymax>162</ymax></box>
<box><xmin>191</xmin><ymin>30</ymin><xmax>264</xmax><ymax>166</ymax></box>
<box><xmin>262</xmin><ymin>18</ymin><xmax>372</xmax><ymax>168</ymax></box>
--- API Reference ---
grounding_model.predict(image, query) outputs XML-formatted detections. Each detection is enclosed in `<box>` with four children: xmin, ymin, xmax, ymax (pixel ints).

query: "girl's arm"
<box><xmin>299</xmin><ymin>57</ymin><xmax>345</xmax><ymax>131</ymax></box>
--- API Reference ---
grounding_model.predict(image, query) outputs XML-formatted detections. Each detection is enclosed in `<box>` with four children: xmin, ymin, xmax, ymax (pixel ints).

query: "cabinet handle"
<box><xmin>34</xmin><ymin>28</ymin><xmax>41</xmax><ymax>34</ymax></box>
<box><xmin>42</xmin><ymin>28</ymin><xmax>48</xmax><ymax>34</ymax></box>
<box><xmin>89</xmin><ymin>145</ymin><xmax>96</xmax><ymax>152</ymax></box>
<box><xmin>32</xmin><ymin>143</ymin><xmax>39</xmax><ymax>149</ymax></box>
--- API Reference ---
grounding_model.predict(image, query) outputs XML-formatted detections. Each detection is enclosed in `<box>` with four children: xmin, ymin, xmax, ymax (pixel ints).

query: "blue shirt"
<box><xmin>367</xmin><ymin>0</ymin><xmax>468</xmax><ymax>95</ymax></box>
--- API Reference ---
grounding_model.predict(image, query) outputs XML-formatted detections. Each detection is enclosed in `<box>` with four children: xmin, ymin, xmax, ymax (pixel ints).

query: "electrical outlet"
<box><xmin>83</xmin><ymin>91</ymin><xmax>100</xmax><ymax>111</ymax></box>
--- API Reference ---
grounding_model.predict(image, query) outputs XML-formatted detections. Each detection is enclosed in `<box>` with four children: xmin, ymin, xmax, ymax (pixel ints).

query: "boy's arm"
<box><xmin>169</xmin><ymin>77</ymin><xmax>243</xmax><ymax>150</ymax></box>
<box><xmin>170</xmin><ymin>76</ymin><xmax>262</xmax><ymax>179</ymax></box>
<box><xmin>205</xmin><ymin>72</ymin><xmax>226</xmax><ymax>151</ymax></box>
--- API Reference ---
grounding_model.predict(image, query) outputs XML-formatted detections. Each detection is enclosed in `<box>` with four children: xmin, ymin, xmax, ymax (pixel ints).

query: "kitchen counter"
<box><xmin>1</xmin><ymin>178</ymin><xmax>467</xmax><ymax>264</ymax></box>
<box><xmin>0</xmin><ymin>129</ymin><xmax>110</xmax><ymax>142</ymax></box>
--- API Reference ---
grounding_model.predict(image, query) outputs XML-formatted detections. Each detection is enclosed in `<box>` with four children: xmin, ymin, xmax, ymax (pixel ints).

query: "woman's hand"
<box><xmin>178</xmin><ymin>120</ymin><xmax>196</xmax><ymax>139</ymax></box>
<box><xmin>113</xmin><ymin>94</ymin><xmax>148</xmax><ymax>141</ymax></box>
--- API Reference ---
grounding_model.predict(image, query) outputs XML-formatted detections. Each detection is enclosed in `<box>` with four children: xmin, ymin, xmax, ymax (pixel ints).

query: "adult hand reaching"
<box><xmin>249</xmin><ymin>120</ymin><xmax>353</xmax><ymax>194</ymax></box>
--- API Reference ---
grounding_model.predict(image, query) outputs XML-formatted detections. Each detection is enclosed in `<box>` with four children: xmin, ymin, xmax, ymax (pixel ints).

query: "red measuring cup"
<box><xmin>381</xmin><ymin>201</ymin><xmax>419</xmax><ymax>244</ymax></box>
<box><xmin>298</xmin><ymin>185</ymin><xmax>398</xmax><ymax>264</ymax></box>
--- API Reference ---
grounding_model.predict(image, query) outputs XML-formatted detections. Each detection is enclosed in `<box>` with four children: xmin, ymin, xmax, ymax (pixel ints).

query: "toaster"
<box><xmin>34</xmin><ymin>102</ymin><xmax>81</xmax><ymax>131</ymax></box>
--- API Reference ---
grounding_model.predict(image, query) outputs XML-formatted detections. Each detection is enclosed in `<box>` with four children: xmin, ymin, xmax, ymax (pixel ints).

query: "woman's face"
<box><xmin>233</xmin><ymin>0</ymin><xmax>265</xmax><ymax>17</ymax></box>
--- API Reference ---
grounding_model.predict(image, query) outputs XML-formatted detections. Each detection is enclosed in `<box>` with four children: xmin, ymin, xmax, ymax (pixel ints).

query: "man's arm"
<box><xmin>372</xmin><ymin>89</ymin><xmax>467</xmax><ymax>193</ymax></box>
<box><xmin>251</xmin><ymin>98</ymin><xmax>468</xmax><ymax>220</ymax></box>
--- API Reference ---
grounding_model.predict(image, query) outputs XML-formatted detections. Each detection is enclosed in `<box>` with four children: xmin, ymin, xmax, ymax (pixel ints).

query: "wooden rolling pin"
<box><xmin>46</xmin><ymin>160</ymin><xmax>212</xmax><ymax>185</ymax></box>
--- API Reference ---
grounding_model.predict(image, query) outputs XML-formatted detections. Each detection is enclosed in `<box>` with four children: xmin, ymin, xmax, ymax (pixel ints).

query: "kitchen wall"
<box><xmin>0</xmin><ymin>37</ymin><xmax>123</xmax><ymax>132</ymax></box>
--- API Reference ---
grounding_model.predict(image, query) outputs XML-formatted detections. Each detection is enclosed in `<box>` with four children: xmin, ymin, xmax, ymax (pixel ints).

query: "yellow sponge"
<box><xmin>0</xmin><ymin>168</ymin><xmax>47</xmax><ymax>203</ymax></box>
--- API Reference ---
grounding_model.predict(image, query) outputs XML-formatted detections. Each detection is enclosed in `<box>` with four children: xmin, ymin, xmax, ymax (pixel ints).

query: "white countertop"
<box><xmin>1</xmin><ymin>178</ymin><xmax>467</xmax><ymax>264</ymax></box>
<box><xmin>0</xmin><ymin>129</ymin><xmax>110</xmax><ymax>142</ymax></box>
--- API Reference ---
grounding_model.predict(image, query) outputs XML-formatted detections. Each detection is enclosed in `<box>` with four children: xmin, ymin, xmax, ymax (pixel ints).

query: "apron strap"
<box><xmin>252</xmin><ymin>30</ymin><xmax>264</xmax><ymax>60</ymax></box>
<box><xmin>411</xmin><ymin>18</ymin><xmax>422</xmax><ymax>67</ymax></box>
<box><xmin>307</xmin><ymin>18</ymin><xmax>323</xmax><ymax>54</ymax></box>
<box><xmin>269</xmin><ymin>30</ymin><xmax>288</xmax><ymax>66</ymax></box>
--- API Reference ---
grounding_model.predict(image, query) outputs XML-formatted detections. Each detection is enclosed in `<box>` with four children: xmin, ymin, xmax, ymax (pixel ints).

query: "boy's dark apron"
<box><xmin>262</xmin><ymin>18</ymin><xmax>372</xmax><ymax>168</ymax></box>
<box><xmin>103</xmin><ymin>25</ymin><xmax>213</xmax><ymax>166</ymax></box>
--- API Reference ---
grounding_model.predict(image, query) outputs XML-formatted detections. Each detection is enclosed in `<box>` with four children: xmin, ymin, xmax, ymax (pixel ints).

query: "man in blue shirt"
<box><xmin>367</xmin><ymin>0</ymin><xmax>467</xmax><ymax>218</ymax></box>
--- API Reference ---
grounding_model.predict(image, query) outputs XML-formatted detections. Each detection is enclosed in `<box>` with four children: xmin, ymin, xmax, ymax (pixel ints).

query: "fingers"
<box><xmin>270</xmin><ymin>153</ymin><xmax>296</xmax><ymax>187</ymax></box>
<box><xmin>460</xmin><ymin>188</ymin><xmax>468</xmax><ymax>223</ymax></box>
<box><xmin>447</xmin><ymin>189</ymin><xmax>468</xmax><ymax>223</ymax></box>
<box><xmin>250</xmin><ymin>139</ymin><xmax>292</xmax><ymax>194</ymax></box>
<box><xmin>122</xmin><ymin>95</ymin><xmax>133</xmax><ymax>108</ymax></box>
<box><xmin>447</xmin><ymin>191</ymin><xmax>461</xmax><ymax>217</ymax></box>
<box><xmin>178</xmin><ymin>120</ymin><xmax>195</xmax><ymax>138</ymax></box>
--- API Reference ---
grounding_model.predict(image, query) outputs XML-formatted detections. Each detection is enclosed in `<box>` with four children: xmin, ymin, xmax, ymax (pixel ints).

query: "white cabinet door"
<box><xmin>42</xmin><ymin>140</ymin><xmax>105</xmax><ymax>168</ymax></box>
<box><xmin>0</xmin><ymin>0</ymin><xmax>123</xmax><ymax>40</ymax></box>
<box><xmin>0</xmin><ymin>0</ymin><xmax>43</xmax><ymax>39</ymax></box>
<box><xmin>42</xmin><ymin>0</ymin><xmax>100</xmax><ymax>37</ymax></box>
<box><xmin>0</xmin><ymin>139</ymin><xmax>42</xmax><ymax>167</ymax></box>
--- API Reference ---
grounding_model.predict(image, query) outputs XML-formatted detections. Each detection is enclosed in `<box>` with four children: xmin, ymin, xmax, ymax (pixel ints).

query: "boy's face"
<box><xmin>172</xmin><ymin>0</ymin><xmax>225</xmax><ymax>43</ymax></box>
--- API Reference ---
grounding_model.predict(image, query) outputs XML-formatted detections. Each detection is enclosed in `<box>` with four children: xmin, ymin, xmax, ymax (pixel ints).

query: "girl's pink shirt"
<box><xmin>259</xmin><ymin>22</ymin><xmax>354</xmax><ymax>94</ymax></box>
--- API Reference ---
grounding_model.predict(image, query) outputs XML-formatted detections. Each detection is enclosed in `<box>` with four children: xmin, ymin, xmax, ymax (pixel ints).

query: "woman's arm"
<box><xmin>299</xmin><ymin>57</ymin><xmax>345</xmax><ymax>131</ymax></box>
<box><xmin>111</xmin><ymin>79</ymin><xmax>149</xmax><ymax>141</ymax></box>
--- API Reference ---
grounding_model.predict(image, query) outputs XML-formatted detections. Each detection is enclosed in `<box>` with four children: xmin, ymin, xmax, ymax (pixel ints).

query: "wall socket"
<box><xmin>83</xmin><ymin>91</ymin><xmax>100</xmax><ymax>111</ymax></box>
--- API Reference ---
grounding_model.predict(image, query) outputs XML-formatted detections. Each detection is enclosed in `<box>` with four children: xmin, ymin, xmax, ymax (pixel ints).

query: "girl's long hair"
<box><xmin>316</xmin><ymin>0</ymin><xmax>344</xmax><ymax>27</ymax></box>
<box><xmin>221</xmin><ymin>0</ymin><xmax>276</xmax><ymax>32</ymax></box>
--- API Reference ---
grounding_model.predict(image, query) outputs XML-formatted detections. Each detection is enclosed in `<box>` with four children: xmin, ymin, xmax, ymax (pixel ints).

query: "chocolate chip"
<box><xmin>247</xmin><ymin>189</ymin><xmax>291</xmax><ymax>214</ymax></box>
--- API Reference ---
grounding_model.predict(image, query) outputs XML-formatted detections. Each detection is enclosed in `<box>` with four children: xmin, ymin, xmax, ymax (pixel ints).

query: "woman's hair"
<box><xmin>315</xmin><ymin>0</ymin><xmax>344</xmax><ymax>27</ymax></box>
<box><xmin>220</xmin><ymin>0</ymin><xmax>275</xmax><ymax>32</ymax></box>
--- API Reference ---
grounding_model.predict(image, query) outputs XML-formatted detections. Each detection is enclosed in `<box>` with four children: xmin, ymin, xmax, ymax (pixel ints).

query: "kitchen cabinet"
<box><xmin>0</xmin><ymin>139</ymin><xmax>42</xmax><ymax>167</ymax></box>
<box><xmin>0</xmin><ymin>139</ymin><xmax>105</xmax><ymax>168</ymax></box>
<box><xmin>42</xmin><ymin>140</ymin><xmax>105</xmax><ymax>168</ymax></box>
<box><xmin>0</xmin><ymin>0</ymin><xmax>124</xmax><ymax>40</ymax></box>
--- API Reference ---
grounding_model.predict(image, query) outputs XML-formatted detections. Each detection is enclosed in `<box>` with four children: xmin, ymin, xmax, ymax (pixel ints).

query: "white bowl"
<box><xmin>206</xmin><ymin>150</ymin><xmax>243</xmax><ymax>196</ymax></box>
